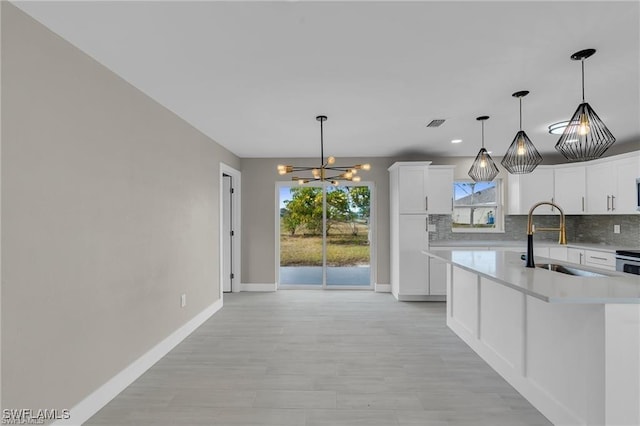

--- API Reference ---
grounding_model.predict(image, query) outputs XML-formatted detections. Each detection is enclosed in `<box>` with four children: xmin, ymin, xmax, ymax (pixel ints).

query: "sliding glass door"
<box><xmin>278</xmin><ymin>182</ymin><xmax>373</xmax><ymax>289</ymax></box>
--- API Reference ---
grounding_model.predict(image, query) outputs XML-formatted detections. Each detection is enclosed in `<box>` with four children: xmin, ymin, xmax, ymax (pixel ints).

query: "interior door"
<box><xmin>222</xmin><ymin>174</ymin><xmax>233</xmax><ymax>292</ymax></box>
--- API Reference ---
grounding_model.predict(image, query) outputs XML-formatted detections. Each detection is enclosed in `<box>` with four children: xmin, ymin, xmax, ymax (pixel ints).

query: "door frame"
<box><xmin>275</xmin><ymin>181</ymin><xmax>376</xmax><ymax>290</ymax></box>
<box><xmin>220</xmin><ymin>163</ymin><xmax>241</xmax><ymax>296</ymax></box>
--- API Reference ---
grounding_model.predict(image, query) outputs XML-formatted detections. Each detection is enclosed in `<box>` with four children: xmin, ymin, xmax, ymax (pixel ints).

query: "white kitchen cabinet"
<box><xmin>389</xmin><ymin>161</ymin><xmax>452</xmax><ymax>301</ymax></box>
<box><xmin>554</xmin><ymin>165</ymin><xmax>586</xmax><ymax>214</ymax></box>
<box><xmin>396</xmin><ymin>214</ymin><xmax>430</xmax><ymax>296</ymax></box>
<box><xmin>507</xmin><ymin>151</ymin><xmax>639</xmax><ymax>215</ymax></box>
<box><xmin>396</xmin><ymin>163</ymin><xmax>430</xmax><ymax>214</ymax></box>
<box><xmin>390</xmin><ymin>162</ymin><xmax>455</xmax><ymax>215</ymax></box>
<box><xmin>427</xmin><ymin>166</ymin><xmax>455</xmax><ymax>214</ymax></box>
<box><xmin>428</xmin><ymin>257</ymin><xmax>447</xmax><ymax>296</ymax></box>
<box><xmin>508</xmin><ymin>166</ymin><xmax>555</xmax><ymax>215</ymax></box>
<box><xmin>586</xmin><ymin>153</ymin><xmax>640</xmax><ymax>214</ymax></box>
<box><xmin>567</xmin><ymin>247</ymin><xmax>585</xmax><ymax>264</ymax></box>
<box><xmin>549</xmin><ymin>246</ymin><xmax>568</xmax><ymax>261</ymax></box>
<box><xmin>584</xmin><ymin>249</ymin><xmax>616</xmax><ymax>271</ymax></box>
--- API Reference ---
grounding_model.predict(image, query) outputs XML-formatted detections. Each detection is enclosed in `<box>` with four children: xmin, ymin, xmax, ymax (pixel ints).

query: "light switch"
<box><xmin>181</xmin><ymin>294</ymin><xmax>187</xmax><ymax>308</ymax></box>
<box><xmin>613</xmin><ymin>224</ymin><xmax>620</xmax><ymax>234</ymax></box>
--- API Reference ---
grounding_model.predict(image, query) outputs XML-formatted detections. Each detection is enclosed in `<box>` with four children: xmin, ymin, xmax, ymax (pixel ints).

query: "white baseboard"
<box><xmin>240</xmin><ymin>283</ymin><xmax>277</xmax><ymax>292</ymax></box>
<box><xmin>54</xmin><ymin>299</ymin><xmax>223</xmax><ymax>426</ymax></box>
<box><xmin>375</xmin><ymin>283</ymin><xmax>391</xmax><ymax>293</ymax></box>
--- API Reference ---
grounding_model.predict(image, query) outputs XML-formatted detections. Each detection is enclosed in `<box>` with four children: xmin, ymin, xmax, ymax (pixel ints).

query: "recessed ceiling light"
<box><xmin>451</xmin><ymin>139</ymin><xmax>462</xmax><ymax>144</ymax></box>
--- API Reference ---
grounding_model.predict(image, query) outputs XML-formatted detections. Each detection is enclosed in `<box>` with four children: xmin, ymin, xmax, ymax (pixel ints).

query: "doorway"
<box><xmin>277</xmin><ymin>182</ymin><xmax>374</xmax><ymax>289</ymax></box>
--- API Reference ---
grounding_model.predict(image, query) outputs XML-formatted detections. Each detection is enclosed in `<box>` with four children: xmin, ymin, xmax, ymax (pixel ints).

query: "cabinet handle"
<box><xmin>551</xmin><ymin>197</ymin><xmax>554</xmax><ymax>212</ymax></box>
<box><xmin>425</xmin><ymin>196</ymin><xmax>429</xmax><ymax>211</ymax></box>
<box><xmin>611</xmin><ymin>195</ymin><xmax>615</xmax><ymax>211</ymax></box>
<box><xmin>579</xmin><ymin>253</ymin><xmax>583</xmax><ymax>264</ymax></box>
<box><xmin>581</xmin><ymin>196</ymin><xmax>584</xmax><ymax>212</ymax></box>
<box><xmin>606</xmin><ymin>195</ymin><xmax>611</xmax><ymax>211</ymax></box>
<box><xmin>589</xmin><ymin>256</ymin><xmax>608</xmax><ymax>261</ymax></box>
<box><xmin>451</xmin><ymin>197</ymin><xmax>454</xmax><ymax>211</ymax></box>
<box><xmin>426</xmin><ymin>217</ymin><xmax>429</xmax><ymax>232</ymax></box>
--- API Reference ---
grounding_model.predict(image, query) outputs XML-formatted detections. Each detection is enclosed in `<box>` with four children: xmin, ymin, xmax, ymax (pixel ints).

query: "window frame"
<box><xmin>451</xmin><ymin>179</ymin><xmax>504</xmax><ymax>233</ymax></box>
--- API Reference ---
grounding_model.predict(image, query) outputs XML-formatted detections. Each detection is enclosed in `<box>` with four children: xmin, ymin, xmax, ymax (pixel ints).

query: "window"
<box><xmin>452</xmin><ymin>180</ymin><xmax>503</xmax><ymax>232</ymax></box>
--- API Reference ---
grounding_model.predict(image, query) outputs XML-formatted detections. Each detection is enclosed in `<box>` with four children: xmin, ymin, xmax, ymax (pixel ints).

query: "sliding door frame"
<box><xmin>275</xmin><ymin>181</ymin><xmax>376</xmax><ymax>290</ymax></box>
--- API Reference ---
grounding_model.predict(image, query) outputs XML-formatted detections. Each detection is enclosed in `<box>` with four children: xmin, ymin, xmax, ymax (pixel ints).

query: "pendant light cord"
<box><xmin>481</xmin><ymin>121</ymin><xmax>485</xmax><ymax>149</ymax></box>
<box><xmin>519</xmin><ymin>98</ymin><xmax>523</xmax><ymax>130</ymax></box>
<box><xmin>320</xmin><ymin>118</ymin><xmax>324</xmax><ymax>164</ymax></box>
<box><xmin>581</xmin><ymin>60</ymin><xmax>586</xmax><ymax>102</ymax></box>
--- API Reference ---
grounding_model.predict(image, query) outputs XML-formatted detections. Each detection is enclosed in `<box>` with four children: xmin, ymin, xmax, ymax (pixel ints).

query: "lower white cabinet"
<box><xmin>567</xmin><ymin>247</ymin><xmax>585</xmax><ymax>264</ymax></box>
<box><xmin>584</xmin><ymin>250</ymin><xmax>616</xmax><ymax>271</ymax></box>
<box><xmin>428</xmin><ymin>257</ymin><xmax>447</xmax><ymax>296</ymax></box>
<box><xmin>393</xmin><ymin>214</ymin><xmax>430</xmax><ymax>299</ymax></box>
<box><xmin>548</xmin><ymin>246</ymin><xmax>568</xmax><ymax>261</ymax></box>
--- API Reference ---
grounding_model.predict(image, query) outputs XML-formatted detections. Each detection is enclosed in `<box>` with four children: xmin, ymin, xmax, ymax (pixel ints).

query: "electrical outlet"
<box><xmin>181</xmin><ymin>294</ymin><xmax>186</xmax><ymax>308</ymax></box>
<box><xmin>613</xmin><ymin>224</ymin><xmax>620</xmax><ymax>234</ymax></box>
<box><xmin>428</xmin><ymin>224</ymin><xmax>436</xmax><ymax>232</ymax></box>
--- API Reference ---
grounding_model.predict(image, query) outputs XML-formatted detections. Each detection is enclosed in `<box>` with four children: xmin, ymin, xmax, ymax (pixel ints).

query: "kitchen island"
<box><xmin>425</xmin><ymin>249</ymin><xmax>640</xmax><ymax>426</ymax></box>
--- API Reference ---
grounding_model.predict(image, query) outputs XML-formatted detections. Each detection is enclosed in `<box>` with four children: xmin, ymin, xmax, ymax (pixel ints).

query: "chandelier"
<box><xmin>277</xmin><ymin>115</ymin><xmax>370</xmax><ymax>185</ymax></box>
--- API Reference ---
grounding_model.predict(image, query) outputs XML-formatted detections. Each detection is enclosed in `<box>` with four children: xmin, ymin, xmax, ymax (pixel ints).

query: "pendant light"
<box><xmin>468</xmin><ymin>116</ymin><xmax>499</xmax><ymax>182</ymax></box>
<box><xmin>555</xmin><ymin>49</ymin><xmax>615</xmax><ymax>162</ymax></box>
<box><xmin>501</xmin><ymin>91</ymin><xmax>543</xmax><ymax>174</ymax></box>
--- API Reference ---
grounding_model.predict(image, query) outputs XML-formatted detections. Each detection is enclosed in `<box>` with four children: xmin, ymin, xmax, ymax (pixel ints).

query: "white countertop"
<box><xmin>425</xmin><ymin>249</ymin><xmax>640</xmax><ymax>304</ymax></box>
<box><xmin>429</xmin><ymin>240</ymin><xmax>640</xmax><ymax>253</ymax></box>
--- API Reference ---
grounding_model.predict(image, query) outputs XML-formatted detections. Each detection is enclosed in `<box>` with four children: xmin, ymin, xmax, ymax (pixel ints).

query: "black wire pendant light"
<box><xmin>277</xmin><ymin>116</ymin><xmax>370</xmax><ymax>185</ymax></box>
<box><xmin>468</xmin><ymin>116</ymin><xmax>499</xmax><ymax>182</ymax></box>
<box><xmin>501</xmin><ymin>91</ymin><xmax>543</xmax><ymax>174</ymax></box>
<box><xmin>555</xmin><ymin>49</ymin><xmax>615</xmax><ymax>162</ymax></box>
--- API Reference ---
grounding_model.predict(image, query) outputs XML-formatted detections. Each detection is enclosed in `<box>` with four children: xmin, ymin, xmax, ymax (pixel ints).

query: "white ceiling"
<box><xmin>13</xmin><ymin>1</ymin><xmax>640</xmax><ymax>159</ymax></box>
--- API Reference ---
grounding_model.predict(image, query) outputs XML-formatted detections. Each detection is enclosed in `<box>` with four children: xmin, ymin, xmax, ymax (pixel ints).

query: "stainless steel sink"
<box><xmin>536</xmin><ymin>263</ymin><xmax>609</xmax><ymax>278</ymax></box>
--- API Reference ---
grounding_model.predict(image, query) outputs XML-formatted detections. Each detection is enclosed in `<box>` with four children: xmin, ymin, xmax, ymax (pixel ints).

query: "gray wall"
<box><xmin>1</xmin><ymin>3</ymin><xmax>239</xmax><ymax>413</ymax></box>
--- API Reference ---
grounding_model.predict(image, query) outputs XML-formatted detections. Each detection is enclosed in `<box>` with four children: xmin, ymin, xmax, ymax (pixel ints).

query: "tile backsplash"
<box><xmin>429</xmin><ymin>214</ymin><xmax>640</xmax><ymax>247</ymax></box>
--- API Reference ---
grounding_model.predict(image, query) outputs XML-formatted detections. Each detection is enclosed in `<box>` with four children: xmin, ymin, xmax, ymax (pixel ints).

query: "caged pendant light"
<box><xmin>501</xmin><ymin>90</ymin><xmax>543</xmax><ymax>174</ymax></box>
<box><xmin>276</xmin><ymin>116</ymin><xmax>370</xmax><ymax>185</ymax></box>
<box><xmin>555</xmin><ymin>49</ymin><xmax>615</xmax><ymax>162</ymax></box>
<box><xmin>468</xmin><ymin>116</ymin><xmax>499</xmax><ymax>182</ymax></box>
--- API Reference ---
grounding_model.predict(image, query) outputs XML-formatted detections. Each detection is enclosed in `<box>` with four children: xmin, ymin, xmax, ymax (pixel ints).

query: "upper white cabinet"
<box><xmin>554</xmin><ymin>165</ymin><xmax>586</xmax><ymax>214</ymax></box>
<box><xmin>396</xmin><ymin>163</ymin><xmax>430</xmax><ymax>214</ymax></box>
<box><xmin>508</xmin><ymin>166</ymin><xmax>555</xmax><ymax>215</ymax></box>
<box><xmin>508</xmin><ymin>151</ymin><xmax>639</xmax><ymax>215</ymax></box>
<box><xmin>586</xmin><ymin>154</ymin><xmax>639</xmax><ymax>214</ymax></box>
<box><xmin>391</xmin><ymin>162</ymin><xmax>455</xmax><ymax>214</ymax></box>
<box><xmin>427</xmin><ymin>166</ymin><xmax>455</xmax><ymax>214</ymax></box>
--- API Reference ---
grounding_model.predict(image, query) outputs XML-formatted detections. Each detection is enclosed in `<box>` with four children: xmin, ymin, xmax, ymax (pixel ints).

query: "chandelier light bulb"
<box><xmin>352</xmin><ymin>176</ymin><xmax>361</xmax><ymax>182</ymax></box>
<box><xmin>327</xmin><ymin>156</ymin><xmax>336</xmax><ymax>165</ymax></box>
<box><xmin>362</xmin><ymin>163</ymin><xmax>371</xmax><ymax>171</ymax></box>
<box><xmin>312</xmin><ymin>169</ymin><xmax>320</xmax><ymax>178</ymax></box>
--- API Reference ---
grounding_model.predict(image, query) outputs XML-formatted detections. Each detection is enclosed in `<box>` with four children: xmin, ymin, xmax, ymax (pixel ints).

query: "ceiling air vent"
<box><xmin>426</xmin><ymin>119</ymin><xmax>446</xmax><ymax>127</ymax></box>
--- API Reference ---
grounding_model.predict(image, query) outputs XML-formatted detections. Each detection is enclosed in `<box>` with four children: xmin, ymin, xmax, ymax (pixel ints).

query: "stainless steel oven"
<box><xmin>616</xmin><ymin>250</ymin><xmax>640</xmax><ymax>275</ymax></box>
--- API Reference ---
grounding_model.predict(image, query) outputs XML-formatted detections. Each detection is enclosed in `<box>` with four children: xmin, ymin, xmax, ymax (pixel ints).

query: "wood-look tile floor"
<box><xmin>86</xmin><ymin>291</ymin><xmax>552</xmax><ymax>426</ymax></box>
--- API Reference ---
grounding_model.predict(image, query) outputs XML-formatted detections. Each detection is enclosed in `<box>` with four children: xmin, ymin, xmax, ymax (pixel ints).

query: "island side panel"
<box><xmin>446</xmin><ymin>263</ymin><xmax>607</xmax><ymax>425</ymax></box>
<box><xmin>605</xmin><ymin>304</ymin><xmax>640</xmax><ymax>426</ymax></box>
<box><xmin>526</xmin><ymin>297</ymin><xmax>605</xmax><ymax>425</ymax></box>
